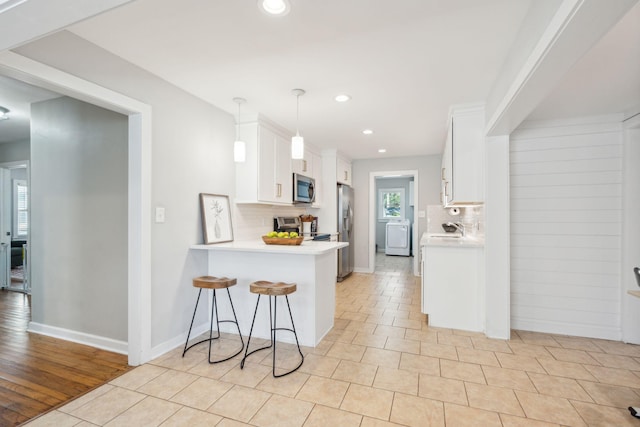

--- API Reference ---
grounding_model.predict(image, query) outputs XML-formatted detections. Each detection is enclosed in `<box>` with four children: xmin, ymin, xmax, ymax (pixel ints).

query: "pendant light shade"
<box><xmin>233</xmin><ymin>97</ymin><xmax>246</xmax><ymax>163</ymax></box>
<box><xmin>291</xmin><ymin>89</ymin><xmax>305</xmax><ymax>160</ymax></box>
<box><xmin>291</xmin><ymin>133</ymin><xmax>304</xmax><ymax>159</ymax></box>
<box><xmin>234</xmin><ymin>140</ymin><xmax>246</xmax><ymax>163</ymax></box>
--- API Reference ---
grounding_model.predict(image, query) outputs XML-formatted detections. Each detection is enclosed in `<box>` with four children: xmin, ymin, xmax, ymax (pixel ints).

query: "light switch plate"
<box><xmin>155</xmin><ymin>207</ymin><xmax>165</xmax><ymax>223</ymax></box>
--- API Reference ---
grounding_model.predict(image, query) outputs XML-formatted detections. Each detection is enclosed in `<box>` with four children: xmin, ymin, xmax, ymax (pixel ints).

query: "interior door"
<box><xmin>0</xmin><ymin>167</ymin><xmax>11</xmax><ymax>288</ymax></box>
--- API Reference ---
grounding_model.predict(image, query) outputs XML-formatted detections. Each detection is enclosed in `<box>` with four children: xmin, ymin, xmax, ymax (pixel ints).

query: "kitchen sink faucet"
<box><xmin>446</xmin><ymin>222</ymin><xmax>465</xmax><ymax>237</ymax></box>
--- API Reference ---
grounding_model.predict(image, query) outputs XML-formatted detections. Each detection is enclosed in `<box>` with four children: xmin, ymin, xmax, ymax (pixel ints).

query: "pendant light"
<box><xmin>233</xmin><ymin>97</ymin><xmax>246</xmax><ymax>163</ymax></box>
<box><xmin>291</xmin><ymin>89</ymin><xmax>305</xmax><ymax>160</ymax></box>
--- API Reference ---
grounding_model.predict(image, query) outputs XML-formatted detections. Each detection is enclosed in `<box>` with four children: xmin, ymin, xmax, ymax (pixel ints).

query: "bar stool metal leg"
<box><xmin>183</xmin><ymin>287</ymin><xmax>244</xmax><ymax>364</ymax></box>
<box><xmin>240</xmin><ymin>295</ymin><xmax>273</xmax><ymax>369</ymax></box>
<box><xmin>241</xmin><ymin>292</ymin><xmax>304</xmax><ymax>377</ymax></box>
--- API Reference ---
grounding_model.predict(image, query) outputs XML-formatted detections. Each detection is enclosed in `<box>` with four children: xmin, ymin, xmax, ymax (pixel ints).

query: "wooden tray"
<box><xmin>262</xmin><ymin>236</ymin><xmax>304</xmax><ymax>246</ymax></box>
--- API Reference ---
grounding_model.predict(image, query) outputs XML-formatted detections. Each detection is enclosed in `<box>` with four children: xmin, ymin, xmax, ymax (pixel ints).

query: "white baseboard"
<box><xmin>150</xmin><ymin>322</ymin><xmax>210</xmax><ymax>361</ymax></box>
<box><xmin>28</xmin><ymin>322</ymin><xmax>128</xmax><ymax>354</ymax></box>
<box><xmin>353</xmin><ymin>267</ymin><xmax>373</xmax><ymax>274</ymax></box>
<box><xmin>512</xmin><ymin>319</ymin><xmax>621</xmax><ymax>341</ymax></box>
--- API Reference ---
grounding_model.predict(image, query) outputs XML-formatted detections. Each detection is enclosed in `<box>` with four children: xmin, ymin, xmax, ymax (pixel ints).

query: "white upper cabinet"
<box><xmin>292</xmin><ymin>149</ymin><xmax>313</xmax><ymax>177</ymax></box>
<box><xmin>441</xmin><ymin>104</ymin><xmax>485</xmax><ymax>206</ymax></box>
<box><xmin>236</xmin><ymin>121</ymin><xmax>292</xmax><ymax>205</ymax></box>
<box><xmin>336</xmin><ymin>157</ymin><xmax>352</xmax><ymax>186</ymax></box>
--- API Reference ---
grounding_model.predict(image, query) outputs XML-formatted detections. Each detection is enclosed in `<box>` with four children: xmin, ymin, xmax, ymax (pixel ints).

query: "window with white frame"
<box><xmin>13</xmin><ymin>179</ymin><xmax>28</xmax><ymax>238</ymax></box>
<box><xmin>378</xmin><ymin>187</ymin><xmax>405</xmax><ymax>220</ymax></box>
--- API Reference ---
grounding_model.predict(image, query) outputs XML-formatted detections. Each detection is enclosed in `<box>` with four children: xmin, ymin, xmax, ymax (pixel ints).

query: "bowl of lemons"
<box><xmin>262</xmin><ymin>231</ymin><xmax>304</xmax><ymax>245</ymax></box>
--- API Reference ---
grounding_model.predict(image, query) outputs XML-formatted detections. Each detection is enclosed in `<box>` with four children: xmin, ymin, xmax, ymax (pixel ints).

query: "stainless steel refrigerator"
<box><xmin>337</xmin><ymin>184</ymin><xmax>354</xmax><ymax>281</ymax></box>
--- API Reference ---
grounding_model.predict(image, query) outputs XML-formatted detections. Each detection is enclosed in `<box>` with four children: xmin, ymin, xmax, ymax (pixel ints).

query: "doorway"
<box><xmin>0</xmin><ymin>50</ymin><xmax>151</xmax><ymax>365</ymax></box>
<box><xmin>0</xmin><ymin>162</ymin><xmax>29</xmax><ymax>293</ymax></box>
<box><xmin>369</xmin><ymin>170</ymin><xmax>419</xmax><ymax>276</ymax></box>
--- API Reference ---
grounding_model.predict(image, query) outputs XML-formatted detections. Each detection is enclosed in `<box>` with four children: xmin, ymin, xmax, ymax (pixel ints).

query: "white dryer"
<box><xmin>385</xmin><ymin>219</ymin><xmax>410</xmax><ymax>256</ymax></box>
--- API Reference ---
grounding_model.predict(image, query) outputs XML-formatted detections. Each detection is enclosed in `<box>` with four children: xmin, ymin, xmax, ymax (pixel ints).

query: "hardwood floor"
<box><xmin>0</xmin><ymin>289</ymin><xmax>131</xmax><ymax>426</ymax></box>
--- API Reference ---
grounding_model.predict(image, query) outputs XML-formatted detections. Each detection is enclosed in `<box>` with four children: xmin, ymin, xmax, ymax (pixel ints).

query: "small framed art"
<box><xmin>199</xmin><ymin>193</ymin><xmax>233</xmax><ymax>244</ymax></box>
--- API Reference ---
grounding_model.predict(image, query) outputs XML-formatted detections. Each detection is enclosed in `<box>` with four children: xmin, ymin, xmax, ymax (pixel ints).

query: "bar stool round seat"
<box><xmin>182</xmin><ymin>276</ymin><xmax>244</xmax><ymax>364</ymax></box>
<box><xmin>241</xmin><ymin>280</ymin><xmax>304</xmax><ymax>377</ymax></box>
<box><xmin>250</xmin><ymin>280</ymin><xmax>297</xmax><ymax>296</ymax></box>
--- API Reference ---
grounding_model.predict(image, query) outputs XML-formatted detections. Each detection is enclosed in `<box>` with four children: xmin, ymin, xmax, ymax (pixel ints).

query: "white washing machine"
<box><xmin>385</xmin><ymin>219</ymin><xmax>410</xmax><ymax>256</ymax></box>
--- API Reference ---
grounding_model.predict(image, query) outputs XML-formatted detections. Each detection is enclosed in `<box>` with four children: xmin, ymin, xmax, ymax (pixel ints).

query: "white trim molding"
<box><xmin>28</xmin><ymin>322</ymin><xmax>128</xmax><ymax>355</ymax></box>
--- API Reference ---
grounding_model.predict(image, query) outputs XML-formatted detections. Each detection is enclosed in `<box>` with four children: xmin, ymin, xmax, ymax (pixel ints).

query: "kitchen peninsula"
<box><xmin>191</xmin><ymin>240</ymin><xmax>348</xmax><ymax>347</ymax></box>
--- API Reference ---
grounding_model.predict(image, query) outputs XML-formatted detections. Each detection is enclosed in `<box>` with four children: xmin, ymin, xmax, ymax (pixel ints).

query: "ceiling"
<box><xmin>1</xmin><ymin>0</ymin><xmax>638</xmax><ymax>158</ymax></box>
<box><xmin>0</xmin><ymin>75</ymin><xmax>59</xmax><ymax>143</ymax></box>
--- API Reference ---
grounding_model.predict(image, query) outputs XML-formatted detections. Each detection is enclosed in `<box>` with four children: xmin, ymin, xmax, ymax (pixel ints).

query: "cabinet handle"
<box><xmin>444</xmin><ymin>181</ymin><xmax>449</xmax><ymax>197</ymax></box>
<box><xmin>441</xmin><ymin>167</ymin><xmax>445</xmax><ymax>180</ymax></box>
<box><xmin>303</xmin><ymin>160</ymin><xmax>307</xmax><ymax>172</ymax></box>
<box><xmin>344</xmin><ymin>171</ymin><xmax>348</xmax><ymax>181</ymax></box>
<box><xmin>276</xmin><ymin>183</ymin><xmax>282</xmax><ymax>198</ymax></box>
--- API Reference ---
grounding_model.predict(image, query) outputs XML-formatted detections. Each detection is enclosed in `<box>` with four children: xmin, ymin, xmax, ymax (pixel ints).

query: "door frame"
<box><xmin>0</xmin><ymin>51</ymin><xmax>152</xmax><ymax>366</ymax></box>
<box><xmin>0</xmin><ymin>161</ymin><xmax>28</xmax><ymax>291</ymax></box>
<box><xmin>369</xmin><ymin>169</ymin><xmax>419</xmax><ymax>276</ymax></box>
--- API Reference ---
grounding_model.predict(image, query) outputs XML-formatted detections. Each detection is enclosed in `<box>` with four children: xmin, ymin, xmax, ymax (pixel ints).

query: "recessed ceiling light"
<box><xmin>378</xmin><ymin>149</ymin><xmax>386</xmax><ymax>153</ymax></box>
<box><xmin>363</xmin><ymin>129</ymin><xmax>374</xmax><ymax>135</ymax></box>
<box><xmin>334</xmin><ymin>94</ymin><xmax>351</xmax><ymax>103</ymax></box>
<box><xmin>258</xmin><ymin>0</ymin><xmax>290</xmax><ymax>16</ymax></box>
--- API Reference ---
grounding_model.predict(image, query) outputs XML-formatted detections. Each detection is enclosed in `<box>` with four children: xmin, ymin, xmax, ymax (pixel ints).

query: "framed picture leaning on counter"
<box><xmin>199</xmin><ymin>193</ymin><xmax>233</xmax><ymax>244</ymax></box>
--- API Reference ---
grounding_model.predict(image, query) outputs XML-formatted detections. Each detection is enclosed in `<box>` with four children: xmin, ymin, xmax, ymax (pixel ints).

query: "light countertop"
<box><xmin>420</xmin><ymin>232</ymin><xmax>485</xmax><ymax>248</ymax></box>
<box><xmin>191</xmin><ymin>240</ymin><xmax>348</xmax><ymax>255</ymax></box>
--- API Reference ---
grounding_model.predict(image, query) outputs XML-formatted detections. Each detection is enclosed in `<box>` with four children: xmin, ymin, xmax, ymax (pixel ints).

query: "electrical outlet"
<box><xmin>155</xmin><ymin>207</ymin><xmax>165</xmax><ymax>223</ymax></box>
<box><xmin>418</xmin><ymin>210</ymin><xmax>426</xmax><ymax>218</ymax></box>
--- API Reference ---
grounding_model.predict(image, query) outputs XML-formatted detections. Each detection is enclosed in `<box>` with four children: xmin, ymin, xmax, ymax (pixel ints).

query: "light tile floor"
<box><xmin>25</xmin><ymin>254</ymin><xmax>640</xmax><ymax>426</ymax></box>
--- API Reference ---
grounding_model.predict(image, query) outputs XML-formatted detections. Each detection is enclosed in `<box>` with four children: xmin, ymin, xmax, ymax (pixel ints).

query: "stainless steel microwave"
<box><xmin>293</xmin><ymin>173</ymin><xmax>315</xmax><ymax>204</ymax></box>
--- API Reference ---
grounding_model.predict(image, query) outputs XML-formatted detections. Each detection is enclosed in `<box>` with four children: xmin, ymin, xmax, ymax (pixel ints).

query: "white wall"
<box><xmin>0</xmin><ymin>139</ymin><xmax>30</xmax><ymax>162</ymax></box>
<box><xmin>510</xmin><ymin>116</ymin><xmax>623</xmax><ymax>340</ymax></box>
<box><xmin>16</xmin><ymin>31</ymin><xmax>237</xmax><ymax>353</ymax></box>
<box><xmin>30</xmin><ymin>96</ymin><xmax>128</xmax><ymax>340</ymax></box>
<box><xmin>352</xmin><ymin>155</ymin><xmax>441</xmax><ymax>271</ymax></box>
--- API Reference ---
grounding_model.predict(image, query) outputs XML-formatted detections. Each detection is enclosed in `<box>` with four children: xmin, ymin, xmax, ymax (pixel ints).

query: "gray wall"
<box><xmin>17</xmin><ymin>31</ymin><xmax>236</xmax><ymax>351</ymax></box>
<box><xmin>31</xmin><ymin>96</ymin><xmax>128</xmax><ymax>340</ymax></box>
<box><xmin>0</xmin><ymin>139</ymin><xmax>30</xmax><ymax>162</ymax></box>
<box><xmin>375</xmin><ymin>177</ymin><xmax>414</xmax><ymax>251</ymax></box>
<box><xmin>352</xmin><ymin>155</ymin><xmax>442</xmax><ymax>271</ymax></box>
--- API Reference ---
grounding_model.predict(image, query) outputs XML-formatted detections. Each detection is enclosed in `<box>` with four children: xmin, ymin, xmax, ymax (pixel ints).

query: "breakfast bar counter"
<box><xmin>191</xmin><ymin>240</ymin><xmax>348</xmax><ymax>347</ymax></box>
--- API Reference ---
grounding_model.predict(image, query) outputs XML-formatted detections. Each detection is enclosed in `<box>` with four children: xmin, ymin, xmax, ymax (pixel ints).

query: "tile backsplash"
<box><xmin>426</xmin><ymin>205</ymin><xmax>484</xmax><ymax>237</ymax></box>
<box><xmin>232</xmin><ymin>204</ymin><xmax>308</xmax><ymax>241</ymax></box>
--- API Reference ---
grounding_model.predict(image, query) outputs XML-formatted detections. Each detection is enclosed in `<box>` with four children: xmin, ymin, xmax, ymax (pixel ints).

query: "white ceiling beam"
<box><xmin>486</xmin><ymin>0</ymin><xmax>639</xmax><ymax>136</ymax></box>
<box><xmin>0</xmin><ymin>0</ymin><xmax>134</xmax><ymax>51</ymax></box>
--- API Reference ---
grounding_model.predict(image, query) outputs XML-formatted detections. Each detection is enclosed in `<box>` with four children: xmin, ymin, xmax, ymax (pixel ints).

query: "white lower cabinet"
<box><xmin>422</xmin><ymin>245</ymin><xmax>484</xmax><ymax>332</ymax></box>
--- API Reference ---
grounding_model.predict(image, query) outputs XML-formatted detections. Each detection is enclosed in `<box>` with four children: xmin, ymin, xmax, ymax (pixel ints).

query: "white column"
<box><xmin>484</xmin><ymin>135</ymin><xmax>511</xmax><ymax>339</ymax></box>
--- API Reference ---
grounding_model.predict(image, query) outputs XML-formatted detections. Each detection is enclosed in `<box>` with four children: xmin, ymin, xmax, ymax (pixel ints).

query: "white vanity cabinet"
<box><xmin>336</xmin><ymin>157</ymin><xmax>352</xmax><ymax>186</ymax></box>
<box><xmin>441</xmin><ymin>104</ymin><xmax>484</xmax><ymax>206</ymax></box>
<box><xmin>236</xmin><ymin>122</ymin><xmax>292</xmax><ymax>205</ymax></box>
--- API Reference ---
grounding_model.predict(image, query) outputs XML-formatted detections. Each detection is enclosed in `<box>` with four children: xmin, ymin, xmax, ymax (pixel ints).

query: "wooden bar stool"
<box><xmin>240</xmin><ymin>280</ymin><xmax>304</xmax><ymax>377</ymax></box>
<box><xmin>183</xmin><ymin>276</ymin><xmax>244</xmax><ymax>364</ymax></box>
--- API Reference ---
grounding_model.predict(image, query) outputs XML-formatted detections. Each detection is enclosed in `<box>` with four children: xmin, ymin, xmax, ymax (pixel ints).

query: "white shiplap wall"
<box><xmin>510</xmin><ymin>117</ymin><xmax>623</xmax><ymax>340</ymax></box>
